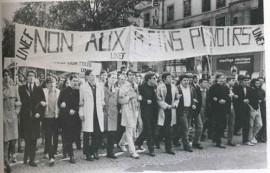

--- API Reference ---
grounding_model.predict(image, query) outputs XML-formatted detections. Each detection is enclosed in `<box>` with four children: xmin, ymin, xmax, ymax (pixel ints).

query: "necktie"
<box><xmin>29</xmin><ymin>84</ymin><xmax>32</xmax><ymax>95</ymax></box>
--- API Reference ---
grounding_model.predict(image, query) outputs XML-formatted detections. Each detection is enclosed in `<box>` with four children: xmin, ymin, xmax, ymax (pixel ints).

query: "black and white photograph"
<box><xmin>1</xmin><ymin>0</ymin><xmax>268</xmax><ymax>173</ymax></box>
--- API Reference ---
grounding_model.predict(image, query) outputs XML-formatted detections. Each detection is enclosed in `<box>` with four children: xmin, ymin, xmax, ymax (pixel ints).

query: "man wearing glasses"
<box><xmin>135</xmin><ymin>72</ymin><xmax>158</xmax><ymax>157</ymax></box>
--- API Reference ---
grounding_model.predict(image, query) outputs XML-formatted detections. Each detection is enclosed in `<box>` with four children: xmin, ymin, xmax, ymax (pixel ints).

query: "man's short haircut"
<box><xmin>3</xmin><ymin>69</ymin><xmax>10</xmax><ymax>77</ymax></box>
<box><xmin>85</xmin><ymin>69</ymin><xmax>93</xmax><ymax>76</ymax></box>
<box><xmin>70</xmin><ymin>74</ymin><xmax>79</xmax><ymax>81</ymax></box>
<box><xmin>199</xmin><ymin>78</ymin><xmax>208</xmax><ymax>84</ymax></box>
<box><xmin>127</xmin><ymin>69</ymin><xmax>135</xmax><ymax>76</ymax></box>
<box><xmin>226</xmin><ymin>76</ymin><xmax>235</xmax><ymax>83</ymax></box>
<box><xmin>26</xmin><ymin>69</ymin><xmax>37</xmax><ymax>78</ymax></box>
<box><xmin>100</xmin><ymin>70</ymin><xmax>107</xmax><ymax>75</ymax></box>
<box><xmin>144</xmin><ymin>71</ymin><xmax>156</xmax><ymax>82</ymax></box>
<box><xmin>179</xmin><ymin>74</ymin><xmax>189</xmax><ymax>82</ymax></box>
<box><xmin>193</xmin><ymin>74</ymin><xmax>198</xmax><ymax>79</ymax></box>
<box><xmin>215</xmin><ymin>73</ymin><xmax>224</xmax><ymax>80</ymax></box>
<box><xmin>108</xmin><ymin>71</ymin><xmax>117</xmax><ymax>78</ymax></box>
<box><xmin>232</xmin><ymin>69</ymin><xmax>237</xmax><ymax>73</ymax></box>
<box><xmin>161</xmin><ymin>72</ymin><xmax>171</xmax><ymax>81</ymax></box>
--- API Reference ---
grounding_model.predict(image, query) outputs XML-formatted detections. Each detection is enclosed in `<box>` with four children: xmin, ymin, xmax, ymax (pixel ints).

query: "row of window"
<box><xmin>167</xmin><ymin>0</ymin><xmax>226</xmax><ymax>22</ymax></box>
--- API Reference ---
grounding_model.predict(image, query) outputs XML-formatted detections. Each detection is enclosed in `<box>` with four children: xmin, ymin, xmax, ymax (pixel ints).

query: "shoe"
<box><xmin>11</xmin><ymin>156</ymin><xmax>17</xmax><ymax>163</ymax></box>
<box><xmin>23</xmin><ymin>158</ymin><xmax>28</xmax><ymax>165</ymax></box>
<box><xmin>136</xmin><ymin>146</ymin><xmax>146</xmax><ymax>153</ymax></box>
<box><xmin>18</xmin><ymin>148</ymin><xmax>24</xmax><ymax>153</ymax></box>
<box><xmin>131</xmin><ymin>152</ymin><xmax>140</xmax><ymax>159</ymax></box>
<box><xmin>149</xmin><ymin>151</ymin><xmax>156</xmax><ymax>157</ymax></box>
<box><xmin>43</xmin><ymin>153</ymin><xmax>49</xmax><ymax>159</ymax></box>
<box><xmin>69</xmin><ymin>156</ymin><xmax>76</xmax><ymax>164</ymax></box>
<box><xmin>216</xmin><ymin>143</ymin><xmax>226</xmax><ymax>148</ymax></box>
<box><xmin>93</xmin><ymin>153</ymin><xmax>99</xmax><ymax>160</ymax></box>
<box><xmin>184</xmin><ymin>147</ymin><xmax>193</xmax><ymax>152</ymax></box>
<box><xmin>227</xmin><ymin>142</ymin><xmax>237</xmax><ymax>147</ymax></box>
<box><xmin>118</xmin><ymin>144</ymin><xmax>127</xmax><ymax>152</ymax></box>
<box><xmin>244</xmin><ymin>142</ymin><xmax>254</xmax><ymax>146</ymax></box>
<box><xmin>201</xmin><ymin>134</ymin><xmax>206</xmax><ymax>141</ymax></box>
<box><xmin>250</xmin><ymin>138</ymin><xmax>258</xmax><ymax>144</ymax></box>
<box><xmin>166</xmin><ymin>150</ymin><xmax>175</xmax><ymax>155</ymax></box>
<box><xmin>107</xmin><ymin>153</ymin><xmax>117</xmax><ymax>159</ymax></box>
<box><xmin>29</xmin><ymin>162</ymin><xmax>37</xmax><ymax>167</ymax></box>
<box><xmin>173</xmin><ymin>142</ymin><xmax>181</xmax><ymax>147</ymax></box>
<box><xmin>49</xmin><ymin>158</ymin><xmax>55</xmax><ymax>166</ymax></box>
<box><xmin>54</xmin><ymin>151</ymin><xmax>59</xmax><ymax>156</ymax></box>
<box><xmin>192</xmin><ymin>143</ymin><xmax>203</xmax><ymax>149</ymax></box>
<box><xmin>155</xmin><ymin>143</ymin><xmax>160</xmax><ymax>149</ymax></box>
<box><xmin>86</xmin><ymin>155</ymin><xmax>94</xmax><ymax>161</ymax></box>
<box><xmin>63</xmin><ymin>153</ymin><xmax>68</xmax><ymax>159</ymax></box>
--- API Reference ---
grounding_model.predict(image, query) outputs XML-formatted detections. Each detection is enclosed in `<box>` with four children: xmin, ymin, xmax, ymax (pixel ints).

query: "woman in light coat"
<box><xmin>118</xmin><ymin>70</ymin><xmax>141</xmax><ymax>159</ymax></box>
<box><xmin>3</xmin><ymin>69</ymin><xmax>21</xmax><ymax>171</ymax></box>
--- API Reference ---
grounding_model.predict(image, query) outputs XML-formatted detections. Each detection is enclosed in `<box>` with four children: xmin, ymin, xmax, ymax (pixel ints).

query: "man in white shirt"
<box><xmin>175</xmin><ymin>75</ymin><xmax>197</xmax><ymax>152</ymax></box>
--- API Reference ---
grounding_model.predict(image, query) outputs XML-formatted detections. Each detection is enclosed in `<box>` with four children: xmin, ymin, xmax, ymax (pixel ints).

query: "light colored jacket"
<box><xmin>42</xmin><ymin>88</ymin><xmax>60</xmax><ymax>118</ymax></box>
<box><xmin>156</xmin><ymin>83</ymin><xmax>179</xmax><ymax>126</ymax></box>
<box><xmin>118</xmin><ymin>81</ymin><xmax>140</xmax><ymax>128</ymax></box>
<box><xmin>79</xmin><ymin>82</ymin><xmax>105</xmax><ymax>132</ymax></box>
<box><xmin>104</xmin><ymin>84</ymin><xmax>119</xmax><ymax>131</ymax></box>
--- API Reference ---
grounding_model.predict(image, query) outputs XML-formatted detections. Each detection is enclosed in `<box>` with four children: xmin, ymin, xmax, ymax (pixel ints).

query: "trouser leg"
<box><xmin>107</xmin><ymin>131</ymin><xmax>115</xmax><ymax>155</ymax></box>
<box><xmin>227</xmin><ymin>108</ymin><xmax>235</xmax><ymax>143</ymax></box>
<box><xmin>193</xmin><ymin>114</ymin><xmax>203</xmax><ymax>145</ymax></box>
<box><xmin>164</xmin><ymin>125</ymin><xmax>172</xmax><ymax>151</ymax></box>
<box><xmin>83</xmin><ymin>132</ymin><xmax>91</xmax><ymax>156</ymax></box>
<box><xmin>125</xmin><ymin>127</ymin><xmax>136</xmax><ymax>154</ymax></box>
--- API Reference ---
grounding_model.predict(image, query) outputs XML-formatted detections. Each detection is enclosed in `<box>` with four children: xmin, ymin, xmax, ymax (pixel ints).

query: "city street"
<box><xmin>10</xmin><ymin>135</ymin><xmax>267</xmax><ymax>173</ymax></box>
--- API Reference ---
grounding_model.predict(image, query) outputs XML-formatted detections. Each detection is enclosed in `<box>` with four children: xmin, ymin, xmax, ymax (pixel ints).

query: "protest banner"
<box><xmin>15</xmin><ymin>23</ymin><xmax>264</xmax><ymax>67</ymax></box>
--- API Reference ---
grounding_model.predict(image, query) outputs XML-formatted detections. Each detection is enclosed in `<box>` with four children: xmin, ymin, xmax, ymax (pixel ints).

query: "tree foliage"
<box><xmin>13</xmin><ymin>0</ymin><xmax>142</xmax><ymax>31</ymax></box>
<box><xmin>3</xmin><ymin>0</ymin><xmax>143</xmax><ymax>60</ymax></box>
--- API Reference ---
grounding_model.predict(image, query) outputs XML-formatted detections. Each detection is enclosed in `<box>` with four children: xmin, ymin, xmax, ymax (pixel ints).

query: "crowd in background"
<box><xmin>2</xmin><ymin>66</ymin><xmax>266</xmax><ymax>173</ymax></box>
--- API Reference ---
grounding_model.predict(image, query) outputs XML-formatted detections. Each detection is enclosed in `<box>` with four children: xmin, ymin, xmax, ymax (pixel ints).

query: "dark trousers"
<box><xmin>116</xmin><ymin>113</ymin><xmax>125</xmax><ymax>144</ymax></box>
<box><xmin>234</xmin><ymin>107</ymin><xmax>250</xmax><ymax>143</ymax></box>
<box><xmin>24</xmin><ymin>137</ymin><xmax>37</xmax><ymax>163</ymax></box>
<box><xmin>75</xmin><ymin>122</ymin><xmax>82</xmax><ymax>149</ymax></box>
<box><xmin>83</xmin><ymin>131</ymin><xmax>102</xmax><ymax>156</ymax></box>
<box><xmin>136</xmin><ymin>115</ymin><xmax>156</xmax><ymax>153</ymax></box>
<box><xmin>62</xmin><ymin>128</ymin><xmax>76</xmax><ymax>157</ymax></box>
<box><xmin>43</xmin><ymin>118</ymin><xmax>58</xmax><ymax>159</ymax></box>
<box><xmin>107</xmin><ymin>131</ymin><xmax>116</xmax><ymax>154</ymax></box>
<box><xmin>213</xmin><ymin>110</ymin><xmax>227</xmax><ymax>144</ymax></box>
<box><xmin>175</xmin><ymin>108</ymin><xmax>192</xmax><ymax>148</ymax></box>
<box><xmin>158</xmin><ymin>109</ymin><xmax>172</xmax><ymax>151</ymax></box>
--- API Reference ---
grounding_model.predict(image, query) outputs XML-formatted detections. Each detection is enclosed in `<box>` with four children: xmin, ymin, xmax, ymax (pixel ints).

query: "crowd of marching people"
<box><xmin>3</xmin><ymin>66</ymin><xmax>267</xmax><ymax>172</ymax></box>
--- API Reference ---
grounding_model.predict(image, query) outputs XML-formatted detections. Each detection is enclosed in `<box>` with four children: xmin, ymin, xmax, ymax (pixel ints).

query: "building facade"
<box><xmin>135</xmin><ymin>0</ymin><xmax>264</xmax><ymax>77</ymax></box>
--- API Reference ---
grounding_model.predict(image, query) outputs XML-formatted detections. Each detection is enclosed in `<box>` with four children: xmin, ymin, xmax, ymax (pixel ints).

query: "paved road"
<box><xmin>10</xmin><ymin>135</ymin><xmax>267</xmax><ymax>173</ymax></box>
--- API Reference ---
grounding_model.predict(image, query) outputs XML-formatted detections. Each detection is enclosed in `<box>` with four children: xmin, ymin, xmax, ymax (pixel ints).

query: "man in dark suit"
<box><xmin>233</xmin><ymin>75</ymin><xmax>260</xmax><ymax>145</ymax></box>
<box><xmin>19</xmin><ymin>70</ymin><xmax>45</xmax><ymax>167</ymax></box>
<box><xmin>175</xmin><ymin>75</ymin><xmax>197</xmax><ymax>152</ymax></box>
<box><xmin>57</xmin><ymin>74</ymin><xmax>80</xmax><ymax>163</ymax></box>
<box><xmin>193</xmin><ymin>78</ymin><xmax>209</xmax><ymax>149</ymax></box>
<box><xmin>135</xmin><ymin>72</ymin><xmax>158</xmax><ymax>157</ymax></box>
<box><xmin>209</xmin><ymin>74</ymin><xmax>229</xmax><ymax>148</ymax></box>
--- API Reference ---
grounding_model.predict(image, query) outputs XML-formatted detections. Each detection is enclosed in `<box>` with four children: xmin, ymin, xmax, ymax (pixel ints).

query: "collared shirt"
<box><xmin>180</xmin><ymin>84</ymin><xmax>191</xmax><ymax>107</ymax></box>
<box><xmin>243</xmin><ymin>87</ymin><xmax>247</xmax><ymax>97</ymax></box>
